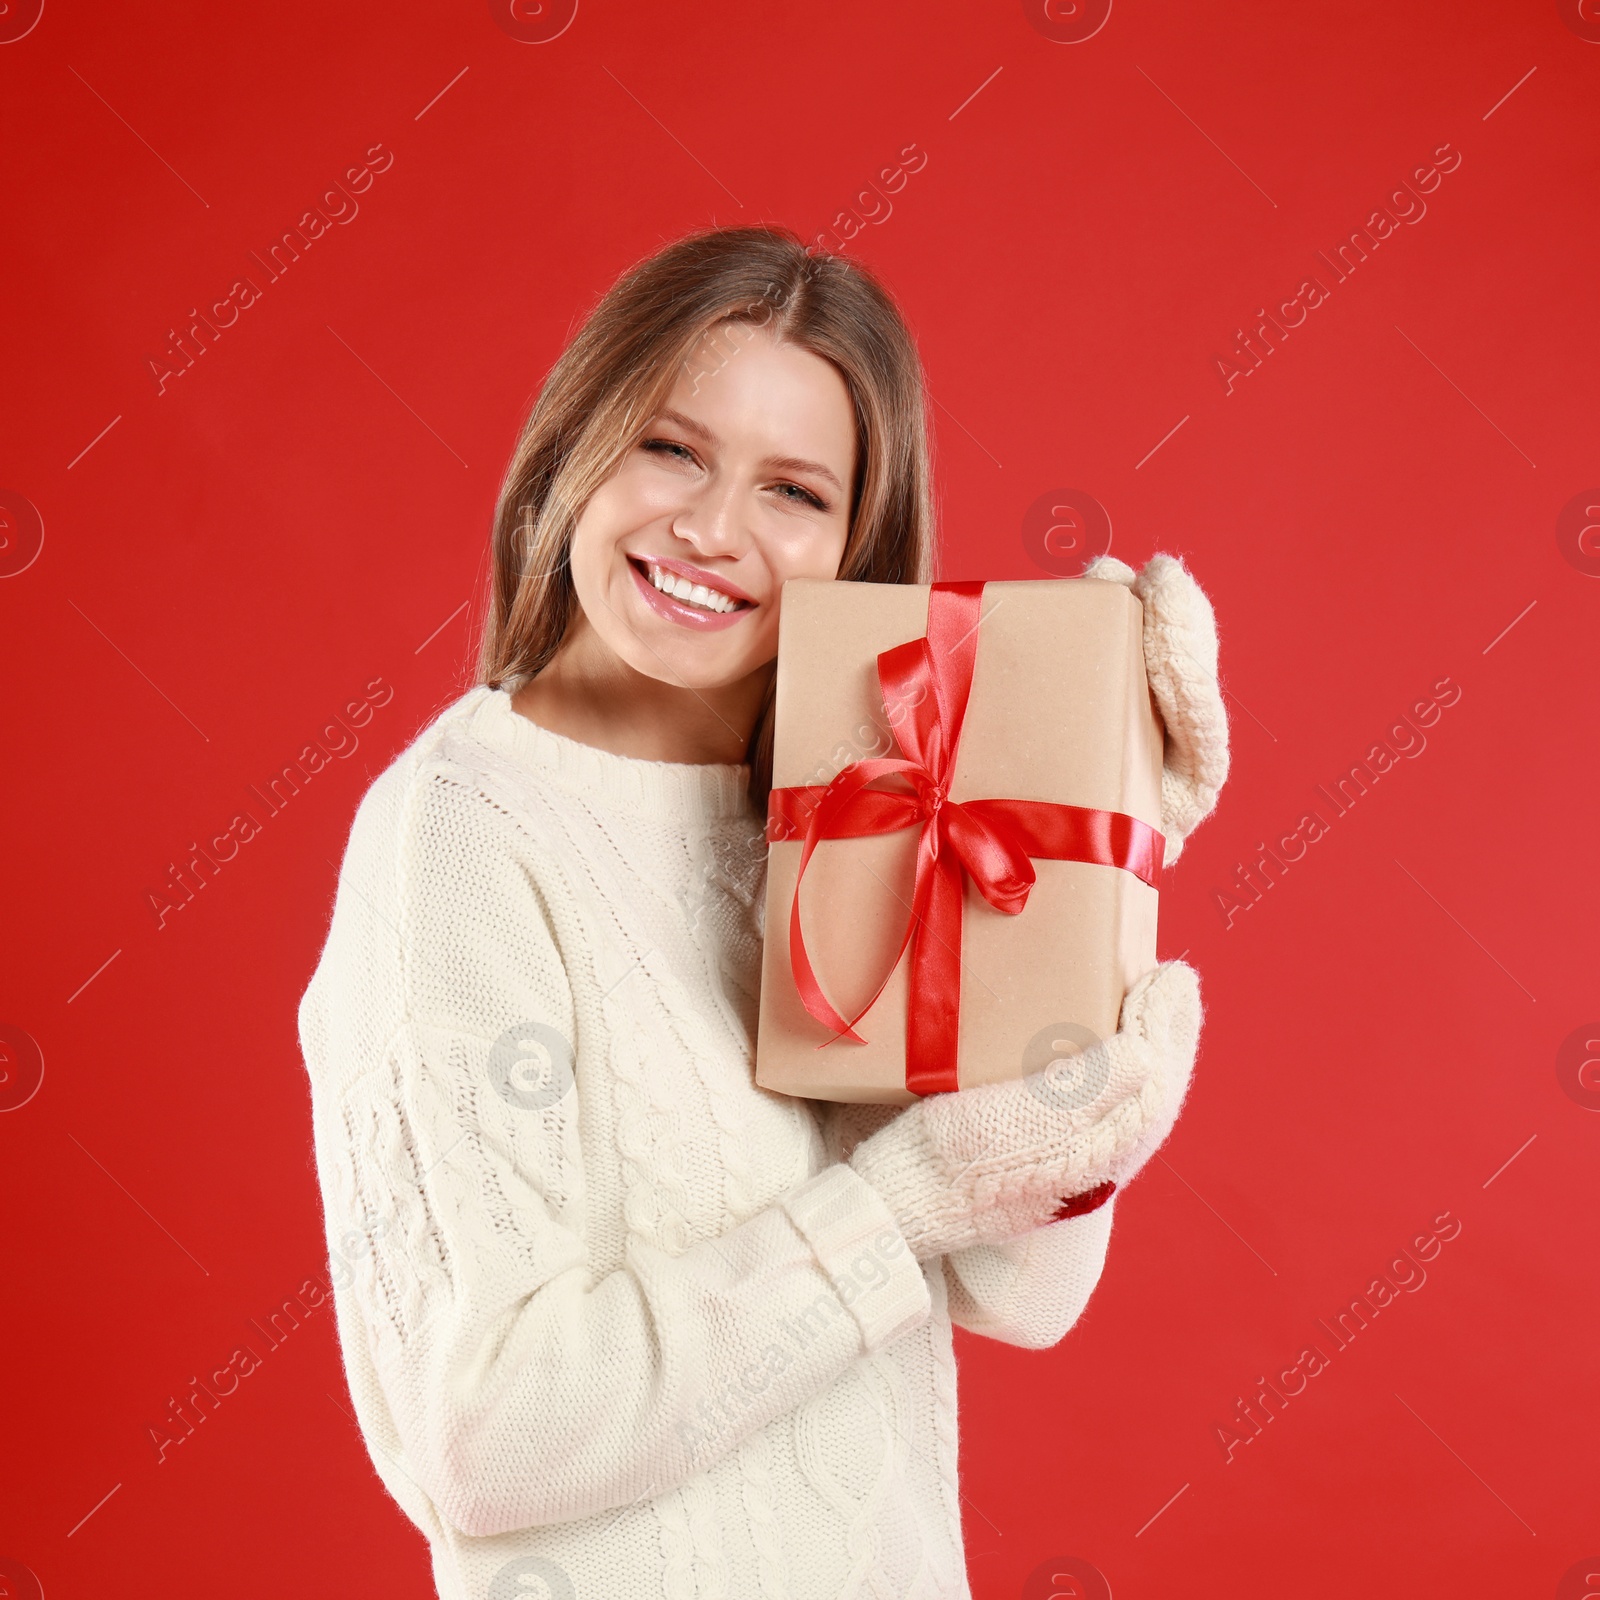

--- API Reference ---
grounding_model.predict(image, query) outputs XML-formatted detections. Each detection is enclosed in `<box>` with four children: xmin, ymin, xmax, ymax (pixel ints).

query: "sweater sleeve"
<box><xmin>818</xmin><ymin>1100</ymin><xmax>1115</xmax><ymax>1348</ymax></box>
<box><xmin>297</xmin><ymin>763</ymin><xmax>931</xmax><ymax>1540</ymax></box>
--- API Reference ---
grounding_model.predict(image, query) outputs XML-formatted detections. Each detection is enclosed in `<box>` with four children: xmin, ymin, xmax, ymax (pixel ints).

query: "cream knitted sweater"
<box><xmin>297</xmin><ymin>683</ymin><xmax>1117</xmax><ymax>1600</ymax></box>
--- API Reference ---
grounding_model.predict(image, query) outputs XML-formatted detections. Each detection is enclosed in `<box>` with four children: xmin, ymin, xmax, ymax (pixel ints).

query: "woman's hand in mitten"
<box><xmin>1084</xmin><ymin>553</ymin><xmax>1230</xmax><ymax>864</ymax></box>
<box><xmin>820</xmin><ymin>1099</ymin><xmax>903</xmax><ymax>1164</ymax></box>
<box><xmin>847</xmin><ymin>960</ymin><xmax>1203</xmax><ymax>1262</ymax></box>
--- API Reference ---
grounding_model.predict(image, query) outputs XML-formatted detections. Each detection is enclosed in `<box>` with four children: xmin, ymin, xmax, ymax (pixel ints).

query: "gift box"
<box><xmin>754</xmin><ymin>576</ymin><xmax>1166</xmax><ymax>1105</ymax></box>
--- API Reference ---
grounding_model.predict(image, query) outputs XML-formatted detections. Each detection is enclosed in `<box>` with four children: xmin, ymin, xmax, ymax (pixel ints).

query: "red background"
<box><xmin>3</xmin><ymin>1</ymin><xmax>1597</xmax><ymax>1595</ymax></box>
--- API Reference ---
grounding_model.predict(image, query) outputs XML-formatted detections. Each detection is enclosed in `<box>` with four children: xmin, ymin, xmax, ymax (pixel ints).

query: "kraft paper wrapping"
<box><xmin>754</xmin><ymin>576</ymin><xmax>1164</xmax><ymax>1105</ymax></box>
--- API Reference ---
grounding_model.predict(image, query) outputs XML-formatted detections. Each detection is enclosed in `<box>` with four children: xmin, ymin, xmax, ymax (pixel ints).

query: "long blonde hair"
<box><xmin>477</xmin><ymin>223</ymin><xmax>938</xmax><ymax>815</ymax></box>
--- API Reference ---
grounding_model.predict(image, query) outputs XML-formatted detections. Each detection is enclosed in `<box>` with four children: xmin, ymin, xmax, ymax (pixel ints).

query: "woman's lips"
<box><xmin>642</xmin><ymin>552</ymin><xmax>758</xmax><ymax>605</ymax></box>
<box><xmin>626</xmin><ymin>555</ymin><xmax>755</xmax><ymax>632</ymax></box>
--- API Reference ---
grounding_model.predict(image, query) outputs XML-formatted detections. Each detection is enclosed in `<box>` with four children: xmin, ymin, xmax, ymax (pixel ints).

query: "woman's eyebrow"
<box><xmin>656</xmin><ymin>408</ymin><xmax>716</xmax><ymax>445</ymax></box>
<box><xmin>765</xmin><ymin>453</ymin><xmax>844</xmax><ymax>495</ymax></box>
<box><xmin>655</xmin><ymin>408</ymin><xmax>845</xmax><ymax>496</ymax></box>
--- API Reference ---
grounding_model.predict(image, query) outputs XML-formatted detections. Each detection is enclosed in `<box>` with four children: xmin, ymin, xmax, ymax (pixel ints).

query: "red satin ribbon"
<box><xmin>765</xmin><ymin>581</ymin><xmax>1165</xmax><ymax>1097</ymax></box>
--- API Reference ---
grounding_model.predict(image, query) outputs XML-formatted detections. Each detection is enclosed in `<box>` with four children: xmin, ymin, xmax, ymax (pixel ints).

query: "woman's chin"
<box><xmin>625</xmin><ymin>646</ymin><xmax>752</xmax><ymax>695</ymax></box>
<box><xmin>612</xmin><ymin>593</ymin><xmax>752</xmax><ymax>673</ymax></box>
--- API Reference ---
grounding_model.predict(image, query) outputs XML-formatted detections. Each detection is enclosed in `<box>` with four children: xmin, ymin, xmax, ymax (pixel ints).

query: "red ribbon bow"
<box><xmin>765</xmin><ymin>580</ymin><xmax>1165</xmax><ymax>1096</ymax></box>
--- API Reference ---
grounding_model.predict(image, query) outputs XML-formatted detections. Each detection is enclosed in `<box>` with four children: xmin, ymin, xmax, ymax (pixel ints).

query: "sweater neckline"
<box><xmin>466</xmin><ymin>684</ymin><xmax>755</xmax><ymax>822</ymax></box>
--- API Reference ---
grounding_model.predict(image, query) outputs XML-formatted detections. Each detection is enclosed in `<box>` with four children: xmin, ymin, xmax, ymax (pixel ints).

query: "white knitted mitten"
<box><xmin>847</xmin><ymin>960</ymin><xmax>1202</xmax><ymax>1262</ymax></box>
<box><xmin>1083</xmin><ymin>552</ymin><xmax>1230</xmax><ymax>864</ymax></box>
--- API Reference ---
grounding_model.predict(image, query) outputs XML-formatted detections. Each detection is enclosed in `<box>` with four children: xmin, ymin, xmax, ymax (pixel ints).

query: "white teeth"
<box><xmin>643</xmin><ymin>562</ymin><xmax>742</xmax><ymax>614</ymax></box>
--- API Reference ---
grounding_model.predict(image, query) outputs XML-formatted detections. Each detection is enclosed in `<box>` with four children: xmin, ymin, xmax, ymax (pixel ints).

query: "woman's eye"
<box><xmin>642</xmin><ymin>438</ymin><xmax>695</xmax><ymax>463</ymax></box>
<box><xmin>776</xmin><ymin>482</ymin><xmax>828</xmax><ymax>511</ymax></box>
<box><xmin>641</xmin><ymin>440</ymin><xmax>826</xmax><ymax>511</ymax></box>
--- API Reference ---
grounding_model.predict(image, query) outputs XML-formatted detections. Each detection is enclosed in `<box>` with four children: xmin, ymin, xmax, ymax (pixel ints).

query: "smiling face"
<box><xmin>564</xmin><ymin>321</ymin><xmax>858</xmax><ymax>694</ymax></box>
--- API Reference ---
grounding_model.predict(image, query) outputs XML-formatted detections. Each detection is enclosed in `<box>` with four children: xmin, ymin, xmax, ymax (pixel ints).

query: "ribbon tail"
<box><xmin>904</xmin><ymin>836</ymin><xmax>967</xmax><ymax>1095</ymax></box>
<box><xmin>788</xmin><ymin>869</ymin><xmax>870</xmax><ymax>1045</ymax></box>
<box><xmin>819</xmin><ymin>903</ymin><xmax>921</xmax><ymax>1048</ymax></box>
<box><xmin>785</xmin><ymin>761</ymin><xmax>924</xmax><ymax>1045</ymax></box>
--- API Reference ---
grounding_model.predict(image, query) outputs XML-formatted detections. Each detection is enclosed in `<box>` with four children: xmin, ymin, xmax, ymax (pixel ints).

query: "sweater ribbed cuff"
<box><xmin>780</xmin><ymin>1165</ymin><xmax>930</xmax><ymax>1352</ymax></box>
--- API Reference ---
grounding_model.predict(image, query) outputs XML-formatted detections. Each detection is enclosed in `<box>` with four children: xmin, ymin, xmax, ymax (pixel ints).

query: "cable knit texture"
<box><xmin>297</xmin><ymin>684</ymin><xmax>1119</xmax><ymax>1600</ymax></box>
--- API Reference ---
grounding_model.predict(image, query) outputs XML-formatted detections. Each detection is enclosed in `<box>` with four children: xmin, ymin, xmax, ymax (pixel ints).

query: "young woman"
<box><xmin>298</xmin><ymin>225</ymin><xmax>1229</xmax><ymax>1600</ymax></box>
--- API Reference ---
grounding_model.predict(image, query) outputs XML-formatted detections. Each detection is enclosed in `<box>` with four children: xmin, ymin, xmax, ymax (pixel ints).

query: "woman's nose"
<box><xmin>670</xmin><ymin>478</ymin><xmax>747</xmax><ymax>555</ymax></box>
